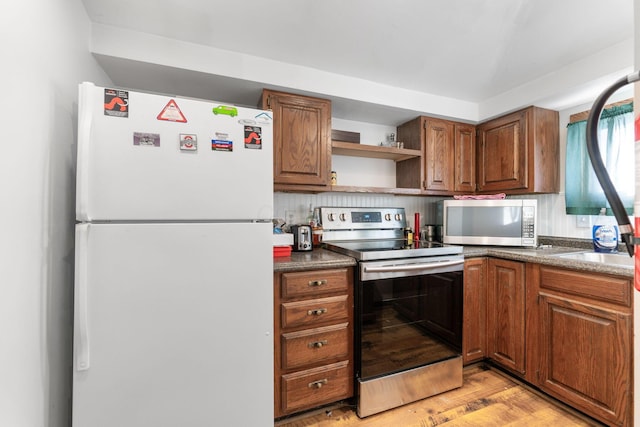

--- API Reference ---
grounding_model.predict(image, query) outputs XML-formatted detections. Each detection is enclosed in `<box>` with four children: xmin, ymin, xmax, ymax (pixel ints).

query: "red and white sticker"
<box><xmin>157</xmin><ymin>99</ymin><xmax>187</xmax><ymax>123</ymax></box>
<box><xmin>180</xmin><ymin>134</ymin><xmax>197</xmax><ymax>151</ymax></box>
<box><xmin>104</xmin><ymin>88</ymin><xmax>129</xmax><ymax>117</ymax></box>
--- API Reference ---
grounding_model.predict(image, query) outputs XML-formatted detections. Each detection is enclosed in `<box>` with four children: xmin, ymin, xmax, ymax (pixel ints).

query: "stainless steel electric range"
<box><xmin>320</xmin><ymin>207</ymin><xmax>464</xmax><ymax>418</ymax></box>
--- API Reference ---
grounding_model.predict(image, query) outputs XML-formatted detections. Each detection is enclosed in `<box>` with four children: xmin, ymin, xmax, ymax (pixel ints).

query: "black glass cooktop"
<box><xmin>324</xmin><ymin>239</ymin><xmax>462</xmax><ymax>261</ymax></box>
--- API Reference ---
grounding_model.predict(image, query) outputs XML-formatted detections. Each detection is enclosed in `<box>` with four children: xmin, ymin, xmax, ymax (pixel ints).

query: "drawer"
<box><xmin>281</xmin><ymin>268</ymin><xmax>351</xmax><ymax>299</ymax></box>
<box><xmin>539</xmin><ymin>266</ymin><xmax>631</xmax><ymax>307</ymax></box>
<box><xmin>281</xmin><ymin>295</ymin><xmax>349</xmax><ymax>329</ymax></box>
<box><xmin>280</xmin><ymin>360</ymin><xmax>353</xmax><ymax>414</ymax></box>
<box><xmin>281</xmin><ymin>323</ymin><xmax>350</xmax><ymax>370</ymax></box>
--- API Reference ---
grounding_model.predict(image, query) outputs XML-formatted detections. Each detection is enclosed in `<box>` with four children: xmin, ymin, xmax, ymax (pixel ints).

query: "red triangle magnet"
<box><xmin>157</xmin><ymin>99</ymin><xmax>187</xmax><ymax>123</ymax></box>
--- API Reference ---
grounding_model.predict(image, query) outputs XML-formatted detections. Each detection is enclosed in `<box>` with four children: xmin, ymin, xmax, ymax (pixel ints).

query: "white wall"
<box><xmin>0</xmin><ymin>1</ymin><xmax>111</xmax><ymax>426</ymax></box>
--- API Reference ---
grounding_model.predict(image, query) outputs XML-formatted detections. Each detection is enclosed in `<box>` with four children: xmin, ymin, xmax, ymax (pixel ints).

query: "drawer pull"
<box><xmin>307</xmin><ymin>308</ymin><xmax>328</xmax><ymax>316</ymax></box>
<box><xmin>308</xmin><ymin>279</ymin><xmax>327</xmax><ymax>287</ymax></box>
<box><xmin>308</xmin><ymin>379</ymin><xmax>328</xmax><ymax>389</ymax></box>
<box><xmin>308</xmin><ymin>340</ymin><xmax>328</xmax><ymax>349</ymax></box>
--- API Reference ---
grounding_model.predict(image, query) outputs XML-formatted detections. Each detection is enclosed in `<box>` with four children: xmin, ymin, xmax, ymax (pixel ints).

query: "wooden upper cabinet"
<box><xmin>397</xmin><ymin>116</ymin><xmax>476</xmax><ymax>195</ymax></box>
<box><xmin>261</xmin><ymin>90</ymin><xmax>331</xmax><ymax>188</ymax></box>
<box><xmin>476</xmin><ymin>106</ymin><xmax>559</xmax><ymax>194</ymax></box>
<box><xmin>454</xmin><ymin>124</ymin><xmax>476</xmax><ymax>193</ymax></box>
<box><xmin>424</xmin><ymin>118</ymin><xmax>455</xmax><ymax>192</ymax></box>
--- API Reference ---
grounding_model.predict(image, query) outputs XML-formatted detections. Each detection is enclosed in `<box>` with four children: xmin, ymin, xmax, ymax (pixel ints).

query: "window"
<box><xmin>565</xmin><ymin>102</ymin><xmax>634</xmax><ymax>215</ymax></box>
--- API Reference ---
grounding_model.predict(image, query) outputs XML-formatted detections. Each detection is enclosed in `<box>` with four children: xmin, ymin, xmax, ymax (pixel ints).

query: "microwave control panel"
<box><xmin>522</xmin><ymin>206</ymin><xmax>536</xmax><ymax>241</ymax></box>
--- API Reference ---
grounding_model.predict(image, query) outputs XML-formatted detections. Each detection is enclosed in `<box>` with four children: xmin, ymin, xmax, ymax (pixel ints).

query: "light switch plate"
<box><xmin>576</xmin><ymin>215</ymin><xmax>592</xmax><ymax>228</ymax></box>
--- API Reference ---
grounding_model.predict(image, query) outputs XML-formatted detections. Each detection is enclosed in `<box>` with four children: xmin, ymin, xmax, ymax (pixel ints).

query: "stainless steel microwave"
<box><xmin>441</xmin><ymin>199</ymin><xmax>537</xmax><ymax>247</ymax></box>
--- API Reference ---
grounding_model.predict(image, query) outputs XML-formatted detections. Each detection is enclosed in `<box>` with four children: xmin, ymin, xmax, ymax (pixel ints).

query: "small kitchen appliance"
<box><xmin>291</xmin><ymin>224</ymin><xmax>313</xmax><ymax>251</ymax></box>
<box><xmin>320</xmin><ymin>207</ymin><xmax>464</xmax><ymax>418</ymax></box>
<box><xmin>440</xmin><ymin>199</ymin><xmax>537</xmax><ymax>247</ymax></box>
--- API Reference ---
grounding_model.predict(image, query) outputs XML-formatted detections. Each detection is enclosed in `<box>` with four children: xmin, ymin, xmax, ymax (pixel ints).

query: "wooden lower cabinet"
<box><xmin>274</xmin><ymin>268</ymin><xmax>354</xmax><ymax>418</ymax></box>
<box><xmin>486</xmin><ymin>258</ymin><xmax>526</xmax><ymax>375</ymax></box>
<box><xmin>472</xmin><ymin>258</ymin><xmax>632</xmax><ymax>426</ymax></box>
<box><xmin>531</xmin><ymin>265</ymin><xmax>632</xmax><ymax>427</ymax></box>
<box><xmin>463</xmin><ymin>258</ymin><xmax>487</xmax><ymax>364</ymax></box>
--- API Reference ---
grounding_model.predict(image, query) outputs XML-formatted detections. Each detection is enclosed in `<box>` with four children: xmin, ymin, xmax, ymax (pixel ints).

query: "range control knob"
<box><xmin>327</xmin><ymin>213</ymin><xmax>336</xmax><ymax>221</ymax></box>
<box><xmin>339</xmin><ymin>213</ymin><xmax>347</xmax><ymax>221</ymax></box>
<box><xmin>385</xmin><ymin>213</ymin><xmax>391</xmax><ymax>221</ymax></box>
<box><xmin>395</xmin><ymin>214</ymin><xmax>402</xmax><ymax>221</ymax></box>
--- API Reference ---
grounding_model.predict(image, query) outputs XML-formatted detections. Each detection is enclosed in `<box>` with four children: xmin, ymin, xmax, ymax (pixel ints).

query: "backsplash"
<box><xmin>274</xmin><ymin>192</ymin><xmax>443</xmax><ymax>228</ymax></box>
<box><xmin>275</xmin><ymin>191</ymin><xmax>631</xmax><ymax>241</ymax></box>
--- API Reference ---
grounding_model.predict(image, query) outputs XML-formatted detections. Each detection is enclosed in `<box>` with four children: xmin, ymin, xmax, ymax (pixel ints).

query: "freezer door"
<box><xmin>76</xmin><ymin>82</ymin><xmax>273</xmax><ymax>221</ymax></box>
<box><xmin>73</xmin><ymin>222</ymin><xmax>273</xmax><ymax>427</ymax></box>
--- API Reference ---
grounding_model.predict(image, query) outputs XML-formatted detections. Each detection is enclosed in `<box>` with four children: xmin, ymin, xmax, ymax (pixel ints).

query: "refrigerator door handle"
<box><xmin>75</xmin><ymin>224</ymin><xmax>91</xmax><ymax>371</ymax></box>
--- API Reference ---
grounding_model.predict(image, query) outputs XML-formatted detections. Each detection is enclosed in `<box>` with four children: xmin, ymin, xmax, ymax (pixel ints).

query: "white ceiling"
<box><xmin>81</xmin><ymin>0</ymin><xmax>634</xmax><ymax>124</ymax></box>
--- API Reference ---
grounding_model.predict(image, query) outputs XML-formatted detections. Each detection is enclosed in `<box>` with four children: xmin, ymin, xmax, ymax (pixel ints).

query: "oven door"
<box><xmin>355</xmin><ymin>256</ymin><xmax>464</xmax><ymax>417</ymax></box>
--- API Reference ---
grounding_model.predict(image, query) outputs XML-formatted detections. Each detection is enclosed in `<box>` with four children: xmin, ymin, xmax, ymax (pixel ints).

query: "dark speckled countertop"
<box><xmin>273</xmin><ymin>249</ymin><xmax>356</xmax><ymax>272</ymax></box>
<box><xmin>462</xmin><ymin>245</ymin><xmax>633</xmax><ymax>278</ymax></box>
<box><xmin>274</xmin><ymin>236</ymin><xmax>633</xmax><ymax>278</ymax></box>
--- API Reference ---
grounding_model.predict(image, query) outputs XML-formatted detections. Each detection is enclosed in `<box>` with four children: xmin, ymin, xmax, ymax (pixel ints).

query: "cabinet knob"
<box><xmin>308</xmin><ymin>279</ymin><xmax>327</xmax><ymax>287</ymax></box>
<box><xmin>308</xmin><ymin>340</ymin><xmax>328</xmax><ymax>349</ymax></box>
<box><xmin>308</xmin><ymin>379</ymin><xmax>328</xmax><ymax>389</ymax></box>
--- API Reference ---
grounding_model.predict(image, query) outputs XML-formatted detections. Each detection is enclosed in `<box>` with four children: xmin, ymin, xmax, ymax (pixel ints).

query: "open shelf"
<box><xmin>331</xmin><ymin>141</ymin><xmax>421</xmax><ymax>162</ymax></box>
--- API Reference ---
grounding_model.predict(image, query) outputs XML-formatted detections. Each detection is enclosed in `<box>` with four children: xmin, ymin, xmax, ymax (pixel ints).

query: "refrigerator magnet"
<box><xmin>254</xmin><ymin>112</ymin><xmax>272</xmax><ymax>125</ymax></box>
<box><xmin>212</xmin><ymin>105</ymin><xmax>238</xmax><ymax>117</ymax></box>
<box><xmin>104</xmin><ymin>88</ymin><xmax>129</xmax><ymax>118</ymax></box>
<box><xmin>180</xmin><ymin>134</ymin><xmax>197</xmax><ymax>151</ymax></box>
<box><xmin>244</xmin><ymin>126</ymin><xmax>262</xmax><ymax>149</ymax></box>
<box><xmin>211</xmin><ymin>139</ymin><xmax>233</xmax><ymax>151</ymax></box>
<box><xmin>133</xmin><ymin>132</ymin><xmax>160</xmax><ymax>147</ymax></box>
<box><xmin>157</xmin><ymin>99</ymin><xmax>187</xmax><ymax>123</ymax></box>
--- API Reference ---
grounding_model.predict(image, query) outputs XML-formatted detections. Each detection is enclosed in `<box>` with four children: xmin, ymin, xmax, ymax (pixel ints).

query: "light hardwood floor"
<box><xmin>275</xmin><ymin>364</ymin><xmax>605</xmax><ymax>426</ymax></box>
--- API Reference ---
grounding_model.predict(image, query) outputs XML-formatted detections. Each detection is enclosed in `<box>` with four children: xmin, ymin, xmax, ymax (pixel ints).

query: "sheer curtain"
<box><xmin>565</xmin><ymin>103</ymin><xmax>634</xmax><ymax>215</ymax></box>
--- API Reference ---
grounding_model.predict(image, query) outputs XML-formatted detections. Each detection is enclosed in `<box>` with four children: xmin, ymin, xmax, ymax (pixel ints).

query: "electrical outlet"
<box><xmin>576</xmin><ymin>215</ymin><xmax>592</xmax><ymax>229</ymax></box>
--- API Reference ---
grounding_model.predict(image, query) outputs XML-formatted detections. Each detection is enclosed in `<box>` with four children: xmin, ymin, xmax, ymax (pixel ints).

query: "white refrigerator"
<box><xmin>73</xmin><ymin>82</ymin><xmax>274</xmax><ymax>426</ymax></box>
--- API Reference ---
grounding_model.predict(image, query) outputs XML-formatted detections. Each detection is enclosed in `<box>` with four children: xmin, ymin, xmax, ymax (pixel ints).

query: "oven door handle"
<box><xmin>363</xmin><ymin>259</ymin><xmax>464</xmax><ymax>273</ymax></box>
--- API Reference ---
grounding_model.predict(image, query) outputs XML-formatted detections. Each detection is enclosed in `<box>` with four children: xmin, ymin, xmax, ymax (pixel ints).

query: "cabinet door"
<box><xmin>487</xmin><ymin>258</ymin><xmax>526</xmax><ymax>375</ymax></box>
<box><xmin>538</xmin><ymin>294</ymin><xmax>631</xmax><ymax>426</ymax></box>
<box><xmin>262</xmin><ymin>90</ymin><xmax>331</xmax><ymax>187</ymax></box>
<box><xmin>477</xmin><ymin>110</ymin><xmax>527</xmax><ymax>192</ymax></box>
<box><xmin>454</xmin><ymin>124</ymin><xmax>476</xmax><ymax>193</ymax></box>
<box><xmin>423</xmin><ymin>119</ymin><xmax>454</xmax><ymax>192</ymax></box>
<box><xmin>463</xmin><ymin>258</ymin><xmax>486</xmax><ymax>364</ymax></box>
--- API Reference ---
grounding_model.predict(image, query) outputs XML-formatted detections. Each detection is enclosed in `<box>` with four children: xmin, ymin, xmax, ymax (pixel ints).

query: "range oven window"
<box><xmin>358</xmin><ymin>271</ymin><xmax>463</xmax><ymax>381</ymax></box>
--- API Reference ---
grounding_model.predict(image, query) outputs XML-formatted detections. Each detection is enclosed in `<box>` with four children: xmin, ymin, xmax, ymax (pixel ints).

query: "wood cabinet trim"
<box><xmin>538</xmin><ymin>266</ymin><xmax>631</xmax><ymax>308</ymax></box>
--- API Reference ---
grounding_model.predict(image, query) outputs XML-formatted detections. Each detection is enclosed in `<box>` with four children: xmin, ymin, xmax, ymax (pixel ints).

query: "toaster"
<box><xmin>291</xmin><ymin>225</ymin><xmax>313</xmax><ymax>251</ymax></box>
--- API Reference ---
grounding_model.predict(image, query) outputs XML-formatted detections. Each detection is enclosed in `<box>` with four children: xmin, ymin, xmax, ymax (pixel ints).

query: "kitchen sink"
<box><xmin>553</xmin><ymin>251</ymin><xmax>634</xmax><ymax>268</ymax></box>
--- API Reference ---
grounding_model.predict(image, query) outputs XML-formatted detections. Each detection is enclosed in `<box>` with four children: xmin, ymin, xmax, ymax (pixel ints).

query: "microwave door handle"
<box><xmin>364</xmin><ymin>259</ymin><xmax>464</xmax><ymax>273</ymax></box>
